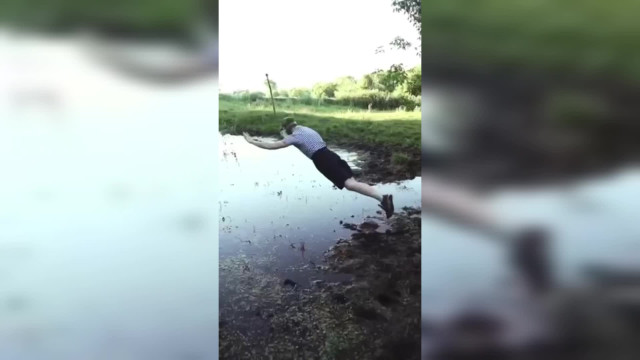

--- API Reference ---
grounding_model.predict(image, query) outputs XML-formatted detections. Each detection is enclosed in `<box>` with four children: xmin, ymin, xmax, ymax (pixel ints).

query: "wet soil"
<box><xmin>219</xmin><ymin>207</ymin><xmax>421</xmax><ymax>360</ymax></box>
<box><xmin>422</xmin><ymin>75</ymin><xmax>640</xmax><ymax>190</ymax></box>
<box><xmin>353</xmin><ymin>146</ymin><xmax>420</xmax><ymax>184</ymax></box>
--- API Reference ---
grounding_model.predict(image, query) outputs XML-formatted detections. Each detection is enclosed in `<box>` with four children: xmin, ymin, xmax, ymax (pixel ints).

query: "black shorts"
<box><xmin>311</xmin><ymin>147</ymin><xmax>353</xmax><ymax>189</ymax></box>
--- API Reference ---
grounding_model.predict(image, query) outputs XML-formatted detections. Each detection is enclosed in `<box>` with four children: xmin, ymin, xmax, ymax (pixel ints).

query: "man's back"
<box><xmin>283</xmin><ymin>126</ymin><xmax>327</xmax><ymax>158</ymax></box>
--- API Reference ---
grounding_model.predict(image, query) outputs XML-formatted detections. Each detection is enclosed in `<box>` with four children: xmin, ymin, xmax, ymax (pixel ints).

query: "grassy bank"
<box><xmin>0</xmin><ymin>0</ymin><xmax>212</xmax><ymax>40</ymax></box>
<box><xmin>219</xmin><ymin>98</ymin><xmax>421</xmax><ymax>182</ymax></box>
<box><xmin>420</xmin><ymin>1</ymin><xmax>640</xmax><ymax>184</ymax></box>
<box><xmin>422</xmin><ymin>0</ymin><xmax>640</xmax><ymax>87</ymax></box>
<box><xmin>222</xmin><ymin>89</ymin><xmax>420</xmax><ymax>112</ymax></box>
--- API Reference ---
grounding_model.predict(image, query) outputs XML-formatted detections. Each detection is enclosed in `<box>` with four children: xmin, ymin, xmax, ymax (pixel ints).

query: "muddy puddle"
<box><xmin>218</xmin><ymin>134</ymin><xmax>421</xmax><ymax>359</ymax></box>
<box><xmin>421</xmin><ymin>167</ymin><xmax>640</xmax><ymax>353</ymax></box>
<box><xmin>218</xmin><ymin>133</ymin><xmax>420</xmax><ymax>281</ymax></box>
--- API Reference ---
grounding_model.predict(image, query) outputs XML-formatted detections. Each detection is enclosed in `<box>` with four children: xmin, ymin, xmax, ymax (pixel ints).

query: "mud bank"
<box><xmin>422</xmin><ymin>74</ymin><xmax>640</xmax><ymax>190</ymax></box>
<box><xmin>219</xmin><ymin>208</ymin><xmax>421</xmax><ymax>360</ymax></box>
<box><xmin>349</xmin><ymin>146</ymin><xmax>420</xmax><ymax>184</ymax></box>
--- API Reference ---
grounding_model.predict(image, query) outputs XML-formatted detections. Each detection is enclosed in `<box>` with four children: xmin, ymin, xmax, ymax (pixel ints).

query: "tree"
<box><xmin>392</xmin><ymin>0</ymin><xmax>421</xmax><ymax>35</ymax></box>
<box><xmin>403</xmin><ymin>66</ymin><xmax>421</xmax><ymax>96</ymax></box>
<box><xmin>312</xmin><ymin>82</ymin><xmax>338</xmax><ymax>98</ymax></box>
<box><xmin>390</xmin><ymin>0</ymin><xmax>421</xmax><ymax>56</ymax></box>
<box><xmin>359</xmin><ymin>74</ymin><xmax>375</xmax><ymax>90</ymax></box>
<box><xmin>336</xmin><ymin>76</ymin><xmax>357</xmax><ymax>86</ymax></box>
<box><xmin>389</xmin><ymin>36</ymin><xmax>413</xmax><ymax>51</ymax></box>
<box><xmin>290</xmin><ymin>88</ymin><xmax>311</xmax><ymax>98</ymax></box>
<box><xmin>377</xmin><ymin>64</ymin><xmax>408</xmax><ymax>93</ymax></box>
<box><xmin>335</xmin><ymin>76</ymin><xmax>359</xmax><ymax>93</ymax></box>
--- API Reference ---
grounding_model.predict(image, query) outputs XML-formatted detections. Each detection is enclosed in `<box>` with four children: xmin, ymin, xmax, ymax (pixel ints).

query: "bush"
<box><xmin>224</xmin><ymin>91</ymin><xmax>267</xmax><ymax>102</ymax></box>
<box><xmin>220</xmin><ymin>91</ymin><xmax>419</xmax><ymax>110</ymax></box>
<box><xmin>334</xmin><ymin>90</ymin><xmax>419</xmax><ymax>111</ymax></box>
<box><xmin>290</xmin><ymin>88</ymin><xmax>312</xmax><ymax>98</ymax></box>
<box><xmin>219</xmin><ymin>93</ymin><xmax>234</xmax><ymax>101</ymax></box>
<box><xmin>312</xmin><ymin>82</ymin><xmax>338</xmax><ymax>98</ymax></box>
<box><xmin>278</xmin><ymin>89</ymin><xmax>290</xmax><ymax>98</ymax></box>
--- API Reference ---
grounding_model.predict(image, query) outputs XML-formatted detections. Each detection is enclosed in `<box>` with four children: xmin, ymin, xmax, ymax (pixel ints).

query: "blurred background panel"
<box><xmin>422</xmin><ymin>0</ymin><xmax>640</xmax><ymax>185</ymax></box>
<box><xmin>421</xmin><ymin>1</ymin><xmax>640</xmax><ymax>359</ymax></box>
<box><xmin>0</xmin><ymin>0</ymin><xmax>217</xmax><ymax>84</ymax></box>
<box><xmin>0</xmin><ymin>1</ymin><xmax>219</xmax><ymax>360</ymax></box>
<box><xmin>0</xmin><ymin>0</ymin><xmax>214</xmax><ymax>38</ymax></box>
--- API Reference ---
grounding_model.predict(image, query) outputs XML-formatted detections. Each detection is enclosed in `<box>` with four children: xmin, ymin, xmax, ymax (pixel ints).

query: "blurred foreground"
<box><xmin>0</xmin><ymin>28</ymin><xmax>218</xmax><ymax>359</ymax></box>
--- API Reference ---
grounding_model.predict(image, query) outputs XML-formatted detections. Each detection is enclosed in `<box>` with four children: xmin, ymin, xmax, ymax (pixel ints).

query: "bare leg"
<box><xmin>423</xmin><ymin>174</ymin><xmax>553</xmax><ymax>293</ymax></box>
<box><xmin>422</xmin><ymin>174</ymin><xmax>505</xmax><ymax>238</ymax></box>
<box><xmin>344</xmin><ymin>177</ymin><xmax>383</xmax><ymax>202</ymax></box>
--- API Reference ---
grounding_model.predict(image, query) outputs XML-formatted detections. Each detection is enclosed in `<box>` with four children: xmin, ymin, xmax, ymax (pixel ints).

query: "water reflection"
<box><xmin>218</xmin><ymin>133</ymin><xmax>421</xmax><ymax>285</ymax></box>
<box><xmin>421</xmin><ymin>166</ymin><xmax>640</xmax><ymax>357</ymax></box>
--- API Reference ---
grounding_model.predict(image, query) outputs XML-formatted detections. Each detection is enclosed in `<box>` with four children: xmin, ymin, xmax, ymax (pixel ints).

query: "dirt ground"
<box><xmin>219</xmin><ymin>207</ymin><xmax>421</xmax><ymax>360</ymax></box>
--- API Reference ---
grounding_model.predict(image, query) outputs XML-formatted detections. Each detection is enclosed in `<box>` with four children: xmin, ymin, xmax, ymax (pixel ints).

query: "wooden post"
<box><xmin>266</xmin><ymin>73</ymin><xmax>276</xmax><ymax>118</ymax></box>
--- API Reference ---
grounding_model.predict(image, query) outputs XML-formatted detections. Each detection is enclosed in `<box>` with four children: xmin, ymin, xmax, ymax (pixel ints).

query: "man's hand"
<box><xmin>242</xmin><ymin>132</ymin><xmax>289</xmax><ymax>150</ymax></box>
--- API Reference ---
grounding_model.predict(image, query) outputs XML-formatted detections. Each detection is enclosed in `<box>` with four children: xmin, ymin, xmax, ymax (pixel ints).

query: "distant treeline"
<box><xmin>223</xmin><ymin>65</ymin><xmax>421</xmax><ymax>111</ymax></box>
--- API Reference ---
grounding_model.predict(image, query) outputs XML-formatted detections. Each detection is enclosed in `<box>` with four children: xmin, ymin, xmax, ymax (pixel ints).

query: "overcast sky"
<box><xmin>219</xmin><ymin>0</ymin><xmax>420</xmax><ymax>92</ymax></box>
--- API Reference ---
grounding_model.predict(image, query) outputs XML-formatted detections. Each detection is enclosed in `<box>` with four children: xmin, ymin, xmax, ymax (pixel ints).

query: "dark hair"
<box><xmin>281</xmin><ymin>117</ymin><xmax>297</xmax><ymax>134</ymax></box>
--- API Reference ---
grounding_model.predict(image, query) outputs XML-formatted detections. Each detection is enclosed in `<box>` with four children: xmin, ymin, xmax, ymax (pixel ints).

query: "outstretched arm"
<box><xmin>243</xmin><ymin>132</ymin><xmax>290</xmax><ymax>150</ymax></box>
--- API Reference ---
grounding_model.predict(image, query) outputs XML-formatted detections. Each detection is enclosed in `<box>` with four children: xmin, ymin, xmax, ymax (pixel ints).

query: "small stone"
<box><xmin>376</xmin><ymin>293</ymin><xmax>396</xmax><ymax>307</ymax></box>
<box><xmin>332</xmin><ymin>294</ymin><xmax>349</xmax><ymax>304</ymax></box>
<box><xmin>342</xmin><ymin>223</ymin><xmax>358</xmax><ymax>231</ymax></box>
<box><xmin>352</xmin><ymin>305</ymin><xmax>382</xmax><ymax>320</ymax></box>
<box><xmin>359</xmin><ymin>221</ymin><xmax>380</xmax><ymax>233</ymax></box>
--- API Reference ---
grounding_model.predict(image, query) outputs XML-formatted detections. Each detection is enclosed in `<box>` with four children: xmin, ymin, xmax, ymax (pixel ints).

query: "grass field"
<box><xmin>220</xmin><ymin>98</ymin><xmax>420</xmax><ymax>149</ymax></box>
<box><xmin>422</xmin><ymin>0</ymin><xmax>640</xmax><ymax>86</ymax></box>
<box><xmin>219</xmin><ymin>97</ymin><xmax>421</xmax><ymax>180</ymax></box>
<box><xmin>0</xmin><ymin>0</ymin><xmax>210</xmax><ymax>39</ymax></box>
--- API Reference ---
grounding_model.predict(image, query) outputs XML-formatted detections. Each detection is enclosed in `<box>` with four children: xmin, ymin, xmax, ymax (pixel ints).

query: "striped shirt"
<box><xmin>283</xmin><ymin>126</ymin><xmax>327</xmax><ymax>158</ymax></box>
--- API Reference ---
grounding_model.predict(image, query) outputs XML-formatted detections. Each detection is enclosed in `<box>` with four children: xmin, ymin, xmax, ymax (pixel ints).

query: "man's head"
<box><xmin>281</xmin><ymin>117</ymin><xmax>297</xmax><ymax>135</ymax></box>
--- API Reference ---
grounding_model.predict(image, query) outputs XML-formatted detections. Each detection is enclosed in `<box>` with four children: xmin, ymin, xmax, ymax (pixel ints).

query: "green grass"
<box><xmin>422</xmin><ymin>0</ymin><xmax>640</xmax><ymax>85</ymax></box>
<box><xmin>0</xmin><ymin>0</ymin><xmax>207</xmax><ymax>38</ymax></box>
<box><xmin>221</xmin><ymin>90</ymin><xmax>421</xmax><ymax>112</ymax></box>
<box><xmin>219</xmin><ymin>98</ymin><xmax>421</xmax><ymax>154</ymax></box>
